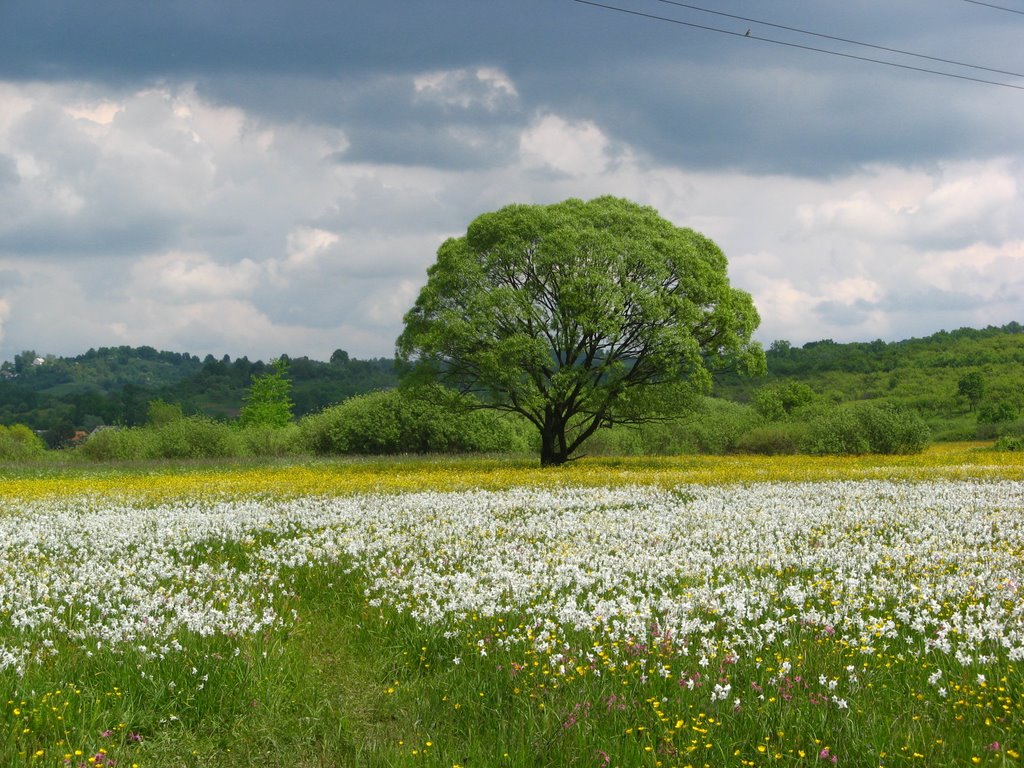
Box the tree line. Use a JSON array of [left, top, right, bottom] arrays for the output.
[[0, 347, 397, 446], [1, 197, 1021, 463]]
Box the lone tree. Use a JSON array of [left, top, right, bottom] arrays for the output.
[[239, 357, 294, 427], [396, 196, 765, 466], [957, 371, 985, 412]]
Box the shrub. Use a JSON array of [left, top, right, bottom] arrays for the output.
[[735, 422, 808, 455], [853, 402, 930, 454], [78, 420, 302, 461], [684, 399, 761, 454], [76, 427, 149, 461], [0, 424, 47, 461], [577, 424, 648, 456], [797, 402, 930, 455], [235, 423, 303, 457], [977, 399, 1017, 425], [799, 405, 869, 455], [147, 399, 185, 426], [149, 416, 242, 459], [299, 388, 532, 455], [994, 435, 1024, 451], [926, 416, 976, 442], [752, 381, 816, 421]]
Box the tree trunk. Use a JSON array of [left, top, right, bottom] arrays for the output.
[[539, 413, 570, 467]]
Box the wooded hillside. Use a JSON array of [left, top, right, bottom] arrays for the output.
[[1, 321, 1021, 447], [714, 322, 1023, 425], [0, 347, 397, 441]]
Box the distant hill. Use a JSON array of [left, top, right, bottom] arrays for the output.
[[0, 346, 398, 438], [2, 321, 1021, 444], [714, 321, 1024, 437]]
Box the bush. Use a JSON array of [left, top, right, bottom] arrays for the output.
[[76, 427, 149, 461], [926, 416, 976, 442], [853, 402, 931, 454], [0, 424, 47, 461], [797, 402, 929, 455], [147, 399, 185, 426], [235, 423, 303, 457], [299, 388, 532, 455], [994, 435, 1024, 451], [149, 416, 242, 459], [977, 399, 1017, 425], [78, 417, 244, 461], [685, 399, 762, 454], [735, 422, 808, 455], [799, 405, 869, 455], [752, 381, 816, 421], [578, 424, 649, 456]]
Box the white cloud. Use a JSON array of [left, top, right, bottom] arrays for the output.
[[915, 240, 1024, 295], [282, 226, 340, 270], [825, 277, 883, 305], [362, 279, 420, 327], [519, 114, 611, 176], [796, 160, 1022, 248], [413, 67, 518, 111], [64, 100, 122, 125], [1, 70, 1022, 364], [131, 252, 262, 302]]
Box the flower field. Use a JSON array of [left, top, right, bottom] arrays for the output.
[[0, 448, 1022, 766]]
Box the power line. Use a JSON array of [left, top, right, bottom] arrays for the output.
[[657, 0, 1024, 79], [961, 0, 1024, 15], [571, 0, 1024, 91]]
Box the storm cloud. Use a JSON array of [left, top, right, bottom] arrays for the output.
[[0, 0, 1021, 361]]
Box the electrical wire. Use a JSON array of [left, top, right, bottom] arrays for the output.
[[571, 0, 1024, 91], [961, 0, 1024, 15], [657, 0, 1024, 79]]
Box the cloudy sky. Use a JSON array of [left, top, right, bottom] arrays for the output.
[[1, 0, 1022, 363]]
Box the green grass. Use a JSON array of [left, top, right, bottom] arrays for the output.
[[1, 454, 1022, 767], [3, 564, 1019, 767], [16, 573, 1007, 768]]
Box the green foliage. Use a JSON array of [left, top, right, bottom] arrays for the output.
[[853, 402, 931, 454], [299, 388, 532, 456], [397, 196, 764, 466], [3, 322, 1019, 454], [43, 419, 77, 449], [239, 358, 294, 428], [994, 435, 1024, 451], [76, 427, 151, 462], [76, 418, 243, 461], [148, 416, 242, 459], [235, 423, 303, 457], [798, 405, 870, 455], [976, 415, 1024, 442], [147, 398, 184, 426], [582, 399, 760, 456], [977, 398, 1017, 424], [538, 397, 930, 457], [957, 371, 985, 411], [716, 323, 1024, 427], [683, 398, 762, 454], [0, 423, 46, 461], [0, 346, 399, 433], [752, 380, 816, 421], [798, 402, 930, 455], [735, 422, 808, 455]]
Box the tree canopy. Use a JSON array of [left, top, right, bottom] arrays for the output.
[[239, 358, 294, 428], [396, 196, 765, 466]]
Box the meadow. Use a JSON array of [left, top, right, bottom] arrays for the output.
[[0, 444, 1022, 767]]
